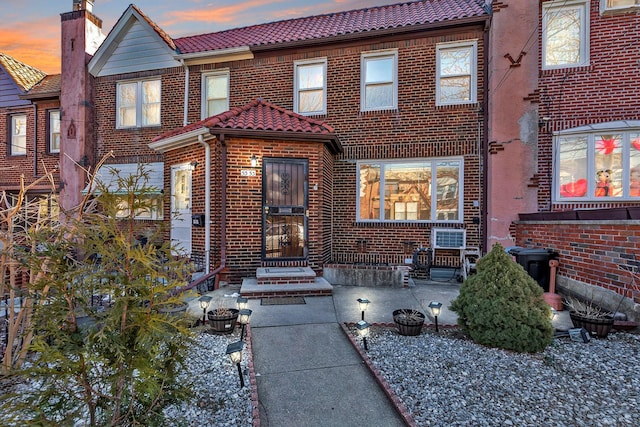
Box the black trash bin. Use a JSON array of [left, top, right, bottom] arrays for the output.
[[508, 248, 558, 292]]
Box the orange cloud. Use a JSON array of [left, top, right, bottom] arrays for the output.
[[165, 0, 285, 27], [0, 18, 60, 74]]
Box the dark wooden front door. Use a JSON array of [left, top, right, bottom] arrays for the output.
[[263, 159, 307, 260]]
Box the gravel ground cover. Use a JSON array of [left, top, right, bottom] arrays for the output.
[[359, 326, 640, 427]]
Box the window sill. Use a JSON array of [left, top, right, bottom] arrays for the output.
[[601, 6, 640, 16]]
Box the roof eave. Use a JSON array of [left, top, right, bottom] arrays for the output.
[[176, 46, 254, 65], [19, 90, 61, 101], [208, 128, 343, 154], [148, 128, 214, 153]]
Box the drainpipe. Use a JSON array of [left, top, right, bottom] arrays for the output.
[[181, 59, 189, 127], [198, 134, 211, 274], [33, 104, 38, 177], [481, 17, 490, 255], [220, 134, 227, 269]]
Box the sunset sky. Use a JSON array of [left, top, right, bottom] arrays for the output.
[[0, 0, 395, 75]]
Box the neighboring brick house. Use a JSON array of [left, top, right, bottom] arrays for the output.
[[513, 0, 640, 321], [84, 0, 491, 288], [0, 53, 61, 224]]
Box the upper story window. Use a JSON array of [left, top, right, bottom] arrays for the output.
[[202, 71, 229, 119], [9, 114, 27, 156], [48, 110, 60, 153], [357, 158, 463, 223], [542, 0, 589, 69], [361, 50, 398, 111], [116, 78, 161, 129], [601, 0, 640, 14], [436, 41, 477, 106], [294, 58, 326, 115], [555, 124, 640, 201]]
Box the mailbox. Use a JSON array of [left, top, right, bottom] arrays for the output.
[[192, 214, 205, 227]]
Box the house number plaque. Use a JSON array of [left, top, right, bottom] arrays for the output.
[[241, 169, 257, 177]]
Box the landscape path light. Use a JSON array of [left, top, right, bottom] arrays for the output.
[[226, 341, 245, 388], [428, 301, 442, 333], [238, 308, 252, 340], [236, 296, 248, 311], [357, 298, 370, 321], [356, 320, 370, 351], [198, 295, 212, 326]]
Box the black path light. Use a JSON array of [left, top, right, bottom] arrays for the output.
[[226, 341, 245, 388], [357, 298, 370, 321], [428, 301, 442, 333], [198, 295, 212, 325], [356, 320, 371, 351], [236, 296, 248, 311], [238, 309, 252, 340]]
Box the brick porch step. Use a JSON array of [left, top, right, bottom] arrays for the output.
[[256, 266, 317, 285], [239, 276, 333, 298]]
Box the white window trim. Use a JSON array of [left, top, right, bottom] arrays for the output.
[[553, 122, 640, 202], [356, 157, 464, 223], [293, 58, 327, 116], [10, 114, 27, 156], [201, 70, 230, 120], [435, 41, 478, 106], [49, 110, 60, 154], [600, 0, 640, 15], [360, 49, 398, 112], [542, 0, 590, 70], [116, 78, 161, 129]]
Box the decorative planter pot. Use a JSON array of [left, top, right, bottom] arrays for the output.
[[392, 309, 426, 336], [569, 312, 614, 338], [208, 308, 239, 334]]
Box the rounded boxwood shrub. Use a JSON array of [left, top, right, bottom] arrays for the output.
[[450, 243, 554, 353]]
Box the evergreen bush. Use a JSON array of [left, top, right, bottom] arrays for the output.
[[450, 243, 554, 353]]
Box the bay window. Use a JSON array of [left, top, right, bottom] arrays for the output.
[[357, 158, 463, 222], [556, 125, 640, 200], [116, 78, 161, 128]]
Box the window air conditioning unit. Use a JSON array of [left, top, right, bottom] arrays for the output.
[[431, 228, 466, 250]]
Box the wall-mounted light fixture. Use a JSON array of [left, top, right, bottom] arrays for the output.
[[190, 161, 199, 170], [250, 154, 258, 168]]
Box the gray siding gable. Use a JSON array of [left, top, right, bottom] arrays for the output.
[[0, 71, 30, 108], [89, 8, 180, 77]]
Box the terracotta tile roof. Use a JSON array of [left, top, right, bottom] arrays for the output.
[[174, 0, 488, 54], [0, 52, 46, 92], [22, 74, 61, 99], [131, 4, 176, 50], [153, 98, 336, 142], [151, 98, 342, 152]]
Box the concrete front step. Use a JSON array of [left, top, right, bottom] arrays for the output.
[[256, 266, 317, 285], [240, 277, 333, 298]]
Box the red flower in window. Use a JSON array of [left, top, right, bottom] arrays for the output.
[[596, 138, 619, 155], [632, 138, 640, 151], [560, 179, 587, 198]]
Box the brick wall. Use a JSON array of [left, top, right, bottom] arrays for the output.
[[515, 221, 640, 305]]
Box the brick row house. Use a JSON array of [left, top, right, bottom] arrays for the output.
[[509, 0, 640, 321], [0, 53, 61, 245], [72, 0, 491, 293]]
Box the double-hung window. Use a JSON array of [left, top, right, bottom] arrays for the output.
[[436, 41, 477, 106], [555, 124, 640, 201], [542, 0, 589, 69], [294, 59, 326, 115], [116, 196, 163, 220], [361, 50, 398, 111], [357, 158, 463, 222], [202, 71, 229, 119], [9, 114, 27, 156], [116, 78, 161, 128], [48, 110, 60, 153]]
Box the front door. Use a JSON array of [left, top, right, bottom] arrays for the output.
[[263, 159, 307, 260], [171, 164, 192, 255]]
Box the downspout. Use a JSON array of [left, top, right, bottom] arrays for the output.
[[198, 134, 211, 274], [481, 16, 491, 254], [220, 134, 227, 270], [181, 58, 189, 127], [33, 104, 38, 177]]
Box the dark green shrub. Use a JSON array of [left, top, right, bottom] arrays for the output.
[[450, 243, 553, 353]]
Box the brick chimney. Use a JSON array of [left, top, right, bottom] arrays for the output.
[[59, 1, 104, 213]]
